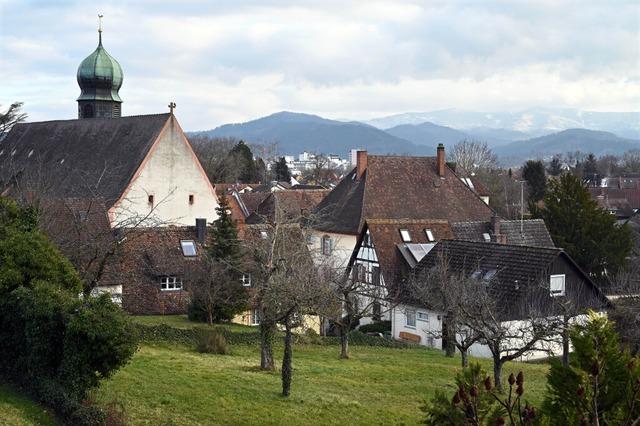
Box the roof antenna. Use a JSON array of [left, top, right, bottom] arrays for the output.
[[98, 14, 104, 45], [168, 102, 176, 114]]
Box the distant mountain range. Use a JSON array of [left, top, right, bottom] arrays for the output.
[[363, 107, 640, 139], [194, 111, 431, 156], [494, 129, 640, 164], [192, 109, 640, 165]]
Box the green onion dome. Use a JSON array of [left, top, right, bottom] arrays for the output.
[[77, 32, 123, 102]]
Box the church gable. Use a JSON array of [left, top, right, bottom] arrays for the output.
[[110, 114, 219, 227]]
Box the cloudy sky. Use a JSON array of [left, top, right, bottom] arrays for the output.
[[1, 0, 638, 130]]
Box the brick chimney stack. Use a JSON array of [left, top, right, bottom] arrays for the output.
[[195, 218, 207, 244], [491, 214, 507, 244], [356, 150, 368, 179], [437, 143, 446, 177]]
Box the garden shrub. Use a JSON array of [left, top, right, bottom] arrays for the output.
[[0, 197, 137, 423], [358, 321, 391, 334], [195, 327, 229, 354]]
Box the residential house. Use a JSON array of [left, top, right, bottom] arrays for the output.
[[312, 145, 494, 267], [451, 217, 555, 247], [245, 189, 330, 224], [395, 240, 609, 358]]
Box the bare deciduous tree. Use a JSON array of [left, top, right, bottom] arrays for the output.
[[246, 222, 333, 396], [0, 102, 27, 136], [450, 140, 497, 173], [408, 254, 480, 367]]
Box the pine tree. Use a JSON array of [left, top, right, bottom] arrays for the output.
[[522, 159, 547, 203], [533, 173, 633, 282], [210, 193, 240, 262], [544, 312, 640, 424], [229, 141, 258, 183], [583, 153, 600, 187], [547, 156, 563, 176], [273, 157, 291, 182]]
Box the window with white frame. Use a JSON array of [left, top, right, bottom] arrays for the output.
[[550, 274, 566, 297], [482, 233, 491, 242], [260, 230, 269, 240], [322, 235, 332, 255], [417, 311, 429, 323], [241, 273, 251, 287], [425, 229, 435, 242], [160, 276, 183, 291], [406, 309, 416, 328], [251, 309, 261, 326], [400, 229, 412, 242], [180, 240, 197, 257]]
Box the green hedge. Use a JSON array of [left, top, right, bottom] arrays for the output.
[[133, 323, 412, 349]]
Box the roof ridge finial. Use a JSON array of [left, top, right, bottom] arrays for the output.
[[98, 14, 104, 45]]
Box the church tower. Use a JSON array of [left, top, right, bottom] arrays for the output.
[[76, 16, 123, 119]]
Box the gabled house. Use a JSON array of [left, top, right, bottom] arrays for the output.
[[345, 219, 454, 327], [99, 224, 208, 314], [394, 239, 609, 356], [312, 145, 494, 267], [0, 113, 219, 227]]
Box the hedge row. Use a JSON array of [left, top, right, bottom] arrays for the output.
[[133, 323, 412, 349]]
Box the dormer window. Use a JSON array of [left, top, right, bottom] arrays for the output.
[[241, 274, 252, 287], [425, 229, 435, 242], [189, 194, 194, 205], [180, 240, 197, 257], [400, 229, 411, 242], [550, 274, 566, 297]]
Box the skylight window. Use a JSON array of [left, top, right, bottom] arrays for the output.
[[425, 229, 435, 242], [400, 229, 412, 242], [484, 269, 497, 281], [180, 240, 197, 257], [482, 233, 491, 242], [550, 274, 566, 297], [260, 230, 269, 239]]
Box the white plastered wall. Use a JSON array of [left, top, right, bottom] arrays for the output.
[[110, 116, 219, 227]]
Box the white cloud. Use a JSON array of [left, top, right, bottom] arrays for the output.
[[0, 0, 638, 129]]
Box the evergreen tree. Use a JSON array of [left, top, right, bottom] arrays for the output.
[[210, 193, 241, 262], [229, 141, 258, 183], [188, 193, 247, 324], [544, 312, 640, 424], [273, 157, 291, 182], [522, 159, 547, 203], [533, 173, 633, 282]]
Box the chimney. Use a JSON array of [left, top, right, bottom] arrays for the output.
[[491, 214, 507, 244], [436, 143, 445, 177], [195, 218, 207, 244], [356, 150, 368, 179]]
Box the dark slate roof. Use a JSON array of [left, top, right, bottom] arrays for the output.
[[412, 239, 609, 319], [239, 192, 271, 217], [0, 114, 170, 205], [452, 219, 555, 247], [314, 155, 494, 234]]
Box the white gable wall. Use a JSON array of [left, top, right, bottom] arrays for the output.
[[110, 116, 219, 227]]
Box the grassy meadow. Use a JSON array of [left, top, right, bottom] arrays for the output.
[[1, 316, 552, 425]]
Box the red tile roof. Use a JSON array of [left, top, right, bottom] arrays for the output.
[[314, 154, 494, 234]]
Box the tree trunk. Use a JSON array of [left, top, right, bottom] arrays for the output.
[[207, 309, 213, 326], [460, 348, 469, 368], [339, 325, 350, 359], [281, 321, 293, 397], [493, 356, 503, 392], [260, 322, 275, 371], [443, 317, 455, 357], [562, 316, 570, 367]]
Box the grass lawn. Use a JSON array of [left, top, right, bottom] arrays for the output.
[[130, 314, 256, 333], [94, 317, 551, 425], [0, 383, 54, 426]]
